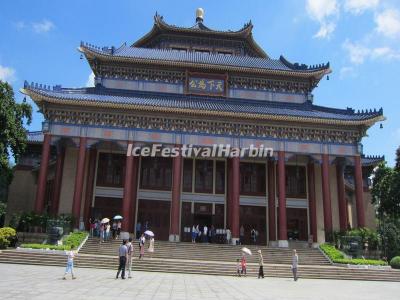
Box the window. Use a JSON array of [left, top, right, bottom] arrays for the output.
[[240, 163, 266, 196], [215, 161, 225, 194], [195, 159, 213, 193], [182, 159, 193, 192], [96, 153, 125, 187], [140, 157, 172, 190], [285, 166, 307, 198]]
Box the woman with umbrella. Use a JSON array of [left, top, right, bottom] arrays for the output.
[[145, 230, 155, 259], [113, 215, 123, 239], [240, 247, 252, 276]]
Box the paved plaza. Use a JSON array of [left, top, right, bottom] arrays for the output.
[[0, 263, 399, 300]]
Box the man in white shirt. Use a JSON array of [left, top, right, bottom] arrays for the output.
[[203, 225, 208, 243], [126, 237, 134, 278]]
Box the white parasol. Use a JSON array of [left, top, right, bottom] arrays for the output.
[[241, 247, 252, 255], [113, 215, 123, 220], [144, 230, 154, 237], [101, 218, 110, 224]]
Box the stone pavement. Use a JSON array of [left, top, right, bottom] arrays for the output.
[[0, 263, 399, 300]]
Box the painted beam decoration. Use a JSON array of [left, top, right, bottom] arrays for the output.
[[187, 73, 226, 96]]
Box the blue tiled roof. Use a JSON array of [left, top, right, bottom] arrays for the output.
[[80, 43, 329, 73], [27, 131, 44, 143], [23, 82, 383, 122], [361, 155, 384, 166]]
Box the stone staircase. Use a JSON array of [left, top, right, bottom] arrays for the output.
[[79, 238, 330, 266], [0, 237, 399, 282]]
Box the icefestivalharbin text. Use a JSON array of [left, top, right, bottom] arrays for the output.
[[126, 144, 274, 158]]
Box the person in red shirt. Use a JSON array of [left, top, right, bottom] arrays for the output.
[[240, 253, 247, 276]]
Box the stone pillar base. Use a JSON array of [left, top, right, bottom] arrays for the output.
[[169, 234, 180, 242], [278, 240, 289, 248], [231, 237, 239, 245]]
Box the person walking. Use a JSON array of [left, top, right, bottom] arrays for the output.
[[63, 245, 77, 280], [226, 228, 232, 245], [240, 253, 247, 276], [136, 222, 142, 239], [116, 240, 128, 279], [139, 234, 145, 259], [239, 225, 245, 245], [112, 221, 117, 239], [203, 225, 208, 243], [99, 223, 105, 243], [117, 221, 122, 239], [126, 237, 134, 278], [257, 249, 264, 279], [148, 237, 155, 259], [191, 225, 197, 243], [105, 222, 111, 241], [236, 258, 241, 277], [292, 249, 299, 281]]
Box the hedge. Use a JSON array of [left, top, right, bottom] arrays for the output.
[[320, 243, 387, 266], [390, 256, 400, 269], [20, 231, 88, 251]]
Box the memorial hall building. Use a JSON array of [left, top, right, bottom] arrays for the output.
[[7, 9, 385, 246]]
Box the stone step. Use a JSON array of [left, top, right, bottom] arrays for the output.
[[1, 251, 399, 282]]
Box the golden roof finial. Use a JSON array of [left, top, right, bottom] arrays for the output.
[[196, 8, 204, 23]]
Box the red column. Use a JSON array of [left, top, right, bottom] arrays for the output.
[[226, 159, 232, 229], [83, 148, 97, 229], [122, 142, 134, 231], [35, 133, 51, 213], [336, 163, 347, 231], [308, 162, 317, 242], [231, 155, 240, 240], [321, 154, 333, 239], [277, 151, 287, 242], [129, 156, 139, 232], [354, 156, 365, 227], [170, 147, 182, 240], [51, 146, 65, 215], [72, 137, 87, 227], [268, 159, 276, 241]]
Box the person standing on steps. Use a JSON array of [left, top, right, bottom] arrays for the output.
[[63, 245, 77, 280], [203, 225, 208, 243], [105, 222, 111, 241], [117, 221, 122, 239], [291, 249, 299, 281], [139, 233, 145, 259], [239, 225, 244, 245], [257, 249, 264, 279], [148, 236, 155, 259], [240, 253, 247, 276], [116, 240, 128, 279], [126, 237, 134, 278], [136, 221, 142, 239], [191, 225, 197, 244]]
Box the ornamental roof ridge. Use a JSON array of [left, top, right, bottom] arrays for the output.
[[21, 83, 386, 126], [79, 42, 331, 75]]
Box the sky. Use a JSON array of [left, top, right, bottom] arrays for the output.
[[1, 0, 399, 166]]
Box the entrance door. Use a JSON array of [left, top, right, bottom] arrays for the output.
[[137, 199, 170, 241]]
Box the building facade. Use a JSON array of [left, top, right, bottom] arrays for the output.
[[8, 9, 384, 246]]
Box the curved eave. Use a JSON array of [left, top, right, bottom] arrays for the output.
[[79, 46, 329, 79], [21, 88, 385, 127], [132, 18, 267, 58]]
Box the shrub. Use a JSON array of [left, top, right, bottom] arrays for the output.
[[390, 256, 400, 269], [0, 227, 17, 249], [320, 243, 387, 266], [20, 231, 88, 251]]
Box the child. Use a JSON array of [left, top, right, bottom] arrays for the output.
[[63, 245, 76, 280], [236, 258, 241, 277], [240, 254, 247, 276]]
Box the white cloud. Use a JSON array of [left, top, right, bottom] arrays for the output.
[[342, 40, 371, 64], [86, 72, 95, 87], [306, 0, 339, 21], [314, 22, 336, 38], [343, 39, 400, 64], [339, 66, 357, 79], [375, 9, 400, 39], [0, 65, 16, 83], [306, 0, 339, 38], [344, 0, 380, 15], [32, 19, 54, 33], [14, 21, 26, 30]]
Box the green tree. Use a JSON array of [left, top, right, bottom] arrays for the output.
[[0, 81, 32, 185], [396, 146, 400, 171]]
